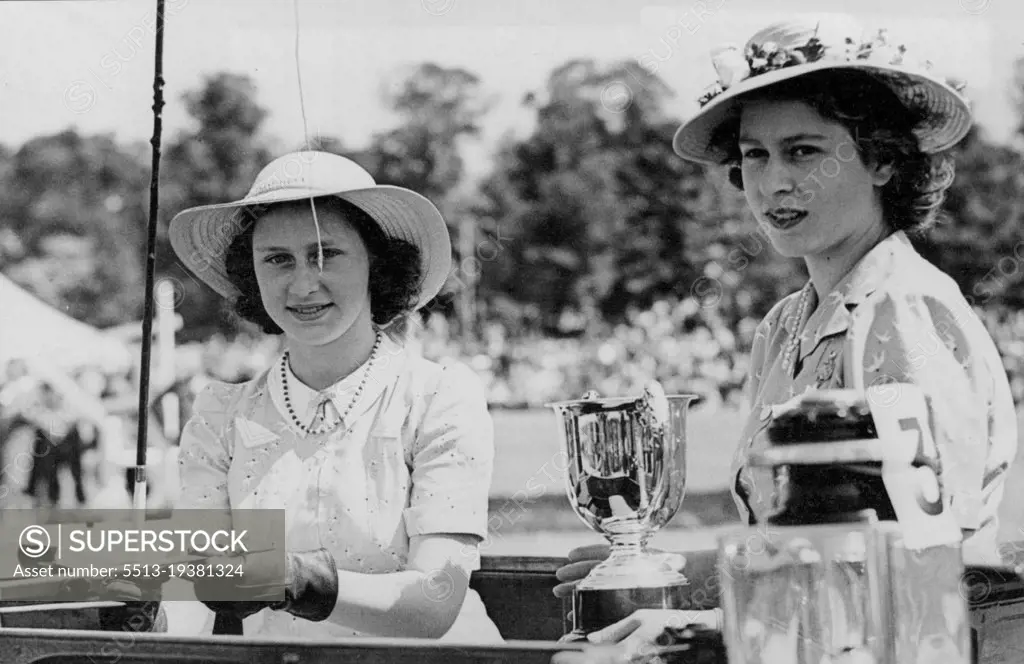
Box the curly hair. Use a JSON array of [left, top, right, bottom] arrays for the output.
[[709, 69, 957, 235], [224, 196, 423, 336]]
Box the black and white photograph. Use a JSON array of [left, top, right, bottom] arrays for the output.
[[1, 1, 1024, 662]]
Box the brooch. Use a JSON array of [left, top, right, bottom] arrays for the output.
[[816, 349, 839, 386]]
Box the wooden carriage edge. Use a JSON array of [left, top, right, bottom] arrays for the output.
[[3, 548, 1024, 663]]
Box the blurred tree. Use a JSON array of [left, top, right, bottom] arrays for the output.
[[0, 130, 147, 327], [916, 59, 1024, 311], [157, 73, 278, 341], [477, 58, 766, 333], [0, 142, 11, 190], [1012, 55, 1024, 145], [362, 63, 495, 337], [0, 143, 21, 265], [681, 169, 806, 328], [365, 63, 494, 202], [916, 125, 1024, 310], [163, 72, 271, 205]]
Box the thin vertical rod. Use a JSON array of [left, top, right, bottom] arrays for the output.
[[133, 0, 167, 515]]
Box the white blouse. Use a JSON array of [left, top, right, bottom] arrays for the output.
[[163, 334, 503, 642]]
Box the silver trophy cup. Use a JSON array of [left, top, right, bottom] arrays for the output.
[[548, 383, 698, 640]]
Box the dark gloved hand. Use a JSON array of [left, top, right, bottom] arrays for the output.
[[40, 574, 163, 633], [96, 578, 166, 633], [194, 549, 338, 623]]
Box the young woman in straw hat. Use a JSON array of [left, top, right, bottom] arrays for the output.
[[551, 14, 1017, 658], [157, 150, 503, 642]]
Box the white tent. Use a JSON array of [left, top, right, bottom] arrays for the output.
[[0, 272, 132, 372]]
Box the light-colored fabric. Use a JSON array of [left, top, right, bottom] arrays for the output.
[[732, 231, 1018, 564], [167, 151, 453, 310], [168, 335, 502, 641], [671, 15, 973, 165], [271, 344, 378, 434]]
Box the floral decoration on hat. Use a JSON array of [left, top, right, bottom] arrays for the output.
[[672, 16, 974, 164], [696, 27, 960, 108]]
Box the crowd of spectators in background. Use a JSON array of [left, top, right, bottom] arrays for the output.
[[184, 297, 1024, 410], [5, 296, 1024, 509]]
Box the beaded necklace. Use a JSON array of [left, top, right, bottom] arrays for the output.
[[780, 283, 813, 374], [280, 333, 382, 435]]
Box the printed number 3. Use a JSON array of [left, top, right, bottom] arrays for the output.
[[898, 417, 944, 516]]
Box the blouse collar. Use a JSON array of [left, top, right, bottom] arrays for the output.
[[796, 230, 916, 361], [268, 333, 405, 433]]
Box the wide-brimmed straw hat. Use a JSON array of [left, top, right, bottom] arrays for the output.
[[673, 15, 973, 165], [168, 151, 452, 312]]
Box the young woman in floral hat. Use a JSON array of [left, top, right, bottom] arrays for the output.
[[552, 14, 1017, 660], [158, 150, 503, 642]]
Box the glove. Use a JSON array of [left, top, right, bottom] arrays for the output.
[[194, 548, 339, 623], [278, 548, 340, 621], [96, 578, 166, 633], [42, 574, 164, 633]]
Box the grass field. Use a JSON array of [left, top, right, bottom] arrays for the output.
[[484, 406, 1024, 556]]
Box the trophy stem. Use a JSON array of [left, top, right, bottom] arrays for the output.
[[608, 530, 647, 557], [579, 529, 686, 592], [569, 530, 692, 639]]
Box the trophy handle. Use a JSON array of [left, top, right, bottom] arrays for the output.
[[638, 382, 695, 539], [639, 381, 670, 432]]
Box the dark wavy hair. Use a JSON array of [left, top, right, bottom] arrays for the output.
[[224, 196, 423, 337], [709, 69, 957, 235]]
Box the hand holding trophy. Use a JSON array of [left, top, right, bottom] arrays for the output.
[[548, 380, 698, 641]]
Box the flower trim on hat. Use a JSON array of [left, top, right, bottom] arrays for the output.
[[696, 27, 961, 108]]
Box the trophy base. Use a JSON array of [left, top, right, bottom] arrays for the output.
[[564, 580, 692, 640]]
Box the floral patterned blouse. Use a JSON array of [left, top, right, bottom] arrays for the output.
[[165, 334, 503, 641], [732, 231, 1018, 563]]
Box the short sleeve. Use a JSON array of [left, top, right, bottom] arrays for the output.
[[845, 289, 1017, 541], [402, 363, 495, 542], [175, 382, 235, 510]]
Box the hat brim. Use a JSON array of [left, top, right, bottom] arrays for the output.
[[672, 60, 973, 165], [168, 185, 452, 313]]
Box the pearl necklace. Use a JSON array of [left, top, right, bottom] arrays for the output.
[[780, 284, 813, 374], [280, 334, 382, 436]]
